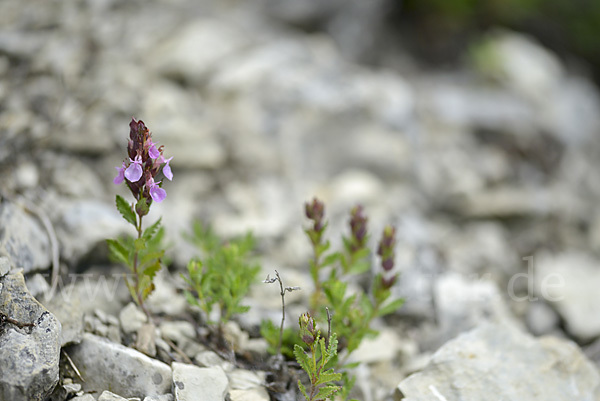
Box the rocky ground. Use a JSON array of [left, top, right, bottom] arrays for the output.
[[2, 1, 600, 400]]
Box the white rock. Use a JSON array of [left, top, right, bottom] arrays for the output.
[[346, 328, 402, 365], [194, 350, 235, 372], [159, 321, 196, 346], [398, 322, 600, 401], [526, 301, 560, 336], [143, 395, 174, 401], [98, 391, 128, 401], [146, 271, 187, 316], [533, 252, 600, 341], [119, 302, 148, 334], [172, 363, 228, 401], [433, 272, 515, 345], [67, 333, 172, 398], [227, 369, 265, 390], [0, 256, 10, 276], [153, 20, 250, 85], [474, 31, 563, 104], [229, 388, 270, 401], [56, 199, 130, 263]]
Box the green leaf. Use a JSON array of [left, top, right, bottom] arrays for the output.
[[342, 361, 361, 369], [322, 252, 340, 267], [140, 251, 164, 269], [134, 237, 146, 252], [142, 259, 162, 281], [107, 239, 130, 266], [316, 371, 342, 386], [294, 344, 312, 376], [141, 282, 156, 299], [315, 385, 341, 400], [376, 298, 405, 317], [297, 380, 309, 401], [349, 259, 370, 274], [123, 276, 138, 305], [116, 195, 137, 227], [142, 218, 162, 241]]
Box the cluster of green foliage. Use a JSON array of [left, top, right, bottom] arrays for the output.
[[302, 200, 403, 398], [182, 221, 260, 328], [107, 195, 165, 317], [305, 200, 403, 356]]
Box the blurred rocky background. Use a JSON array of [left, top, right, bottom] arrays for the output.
[[1, 0, 600, 400]]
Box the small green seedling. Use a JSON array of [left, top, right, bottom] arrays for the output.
[[183, 221, 260, 330]]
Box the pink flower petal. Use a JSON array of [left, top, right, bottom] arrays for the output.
[[149, 144, 160, 159], [113, 166, 125, 184], [150, 186, 166, 202], [163, 157, 173, 180], [125, 163, 142, 182]]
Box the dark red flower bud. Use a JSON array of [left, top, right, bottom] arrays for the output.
[[349, 205, 368, 252], [381, 274, 397, 289]]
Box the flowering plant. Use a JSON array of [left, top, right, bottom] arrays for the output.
[[294, 312, 342, 401], [107, 118, 172, 317]]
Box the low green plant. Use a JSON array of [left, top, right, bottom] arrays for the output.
[[183, 221, 260, 330], [107, 118, 172, 318], [294, 312, 342, 401], [303, 198, 403, 397]]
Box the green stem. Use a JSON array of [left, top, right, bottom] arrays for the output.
[[133, 213, 151, 319]]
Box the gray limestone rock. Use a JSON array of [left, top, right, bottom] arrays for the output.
[[67, 333, 172, 398], [0, 255, 10, 276], [0, 271, 61, 401], [172, 363, 228, 401], [43, 293, 84, 346], [119, 302, 148, 334], [398, 322, 600, 401], [0, 200, 51, 273], [98, 391, 129, 401]]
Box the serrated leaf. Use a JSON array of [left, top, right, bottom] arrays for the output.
[[141, 282, 155, 300], [142, 217, 162, 241], [315, 371, 342, 386], [116, 195, 137, 227], [376, 298, 405, 317], [140, 251, 164, 269], [294, 344, 312, 375], [142, 259, 162, 280], [315, 384, 341, 400], [107, 239, 130, 265], [297, 379, 308, 401]]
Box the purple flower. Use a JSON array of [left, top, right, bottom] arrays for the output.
[[162, 156, 173, 181], [113, 162, 126, 184], [125, 155, 143, 182], [147, 177, 166, 202], [148, 141, 161, 159]]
